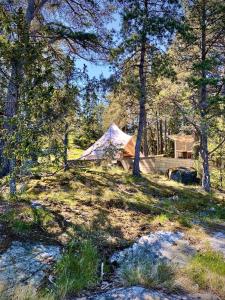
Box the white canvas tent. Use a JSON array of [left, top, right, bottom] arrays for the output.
[[79, 123, 136, 160]]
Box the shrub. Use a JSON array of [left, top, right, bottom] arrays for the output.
[[54, 240, 99, 298]]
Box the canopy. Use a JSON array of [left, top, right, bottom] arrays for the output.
[[80, 123, 135, 160]]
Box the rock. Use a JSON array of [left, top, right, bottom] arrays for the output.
[[207, 232, 225, 256], [168, 168, 199, 185], [0, 241, 61, 296], [31, 201, 43, 209], [111, 231, 196, 266], [78, 286, 214, 300]]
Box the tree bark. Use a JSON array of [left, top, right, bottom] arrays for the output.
[[164, 118, 167, 154], [133, 37, 147, 176], [200, 128, 210, 192], [143, 112, 148, 157], [2, 60, 21, 192], [199, 0, 211, 192], [0, 61, 19, 177], [133, 0, 149, 177], [159, 119, 163, 154], [156, 112, 160, 155], [1, 0, 37, 194]]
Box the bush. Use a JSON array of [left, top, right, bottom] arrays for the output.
[[54, 240, 99, 298]]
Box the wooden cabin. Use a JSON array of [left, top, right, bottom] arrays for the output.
[[168, 134, 195, 159]]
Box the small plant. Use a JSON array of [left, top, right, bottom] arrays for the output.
[[151, 214, 169, 226], [178, 216, 193, 228], [54, 240, 99, 298], [11, 219, 33, 234], [118, 256, 175, 289], [185, 250, 225, 299], [32, 207, 54, 227]]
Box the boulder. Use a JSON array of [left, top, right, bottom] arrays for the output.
[[168, 167, 199, 185], [111, 231, 196, 267], [0, 241, 61, 296]]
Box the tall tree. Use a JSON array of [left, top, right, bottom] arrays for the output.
[[0, 0, 112, 194], [113, 0, 182, 176], [172, 0, 225, 192]]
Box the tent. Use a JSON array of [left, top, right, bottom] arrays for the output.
[[79, 123, 136, 160]]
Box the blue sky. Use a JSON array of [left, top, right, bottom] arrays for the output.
[[75, 60, 112, 78], [75, 12, 121, 79]]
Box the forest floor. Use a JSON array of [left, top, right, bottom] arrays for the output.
[[0, 165, 225, 299]]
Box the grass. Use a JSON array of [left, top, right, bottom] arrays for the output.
[[2, 165, 225, 245], [119, 258, 175, 290], [185, 250, 225, 299], [68, 147, 84, 160], [0, 205, 55, 236], [150, 214, 170, 226], [53, 240, 99, 299], [0, 286, 54, 300], [0, 165, 225, 298]]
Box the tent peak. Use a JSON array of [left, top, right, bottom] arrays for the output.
[[79, 123, 134, 160]]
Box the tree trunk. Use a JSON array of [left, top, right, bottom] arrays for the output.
[[156, 112, 160, 155], [9, 159, 17, 195], [1, 0, 37, 194], [133, 38, 147, 176], [200, 128, 210, 192], [4, 61, 21, 194], [219, 148, 223, 189], [199, 0, 211, 192], [164, 119, 167, 154], [159, 119, 163, 154], [63, 123, 69, 171], [143, 112, 148, 157]]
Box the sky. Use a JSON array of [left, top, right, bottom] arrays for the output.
[[75, 12, 121, 79], [75, 60, 112, 79]]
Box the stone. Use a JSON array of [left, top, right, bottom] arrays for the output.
[[206, 232, 225, 256], [168, 168, 199, 185], [0, 241, 61, 296], [78, 286, 214, 300], [111, 231, 196, 267]]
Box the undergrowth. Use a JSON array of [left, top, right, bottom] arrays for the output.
[[53, 239, 99, 298], [185, 249, 225, 299], [118, 257, 175, 290]]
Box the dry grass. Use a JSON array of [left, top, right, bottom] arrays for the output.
[[0, 285, 54, 300], [1, 166, 224, 248], [176, 249, 225, 300]]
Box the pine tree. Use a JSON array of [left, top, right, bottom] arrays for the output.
[[172, 0, 225, 192], [0, 0, 113, 194], [112, 0, 182, 176]]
